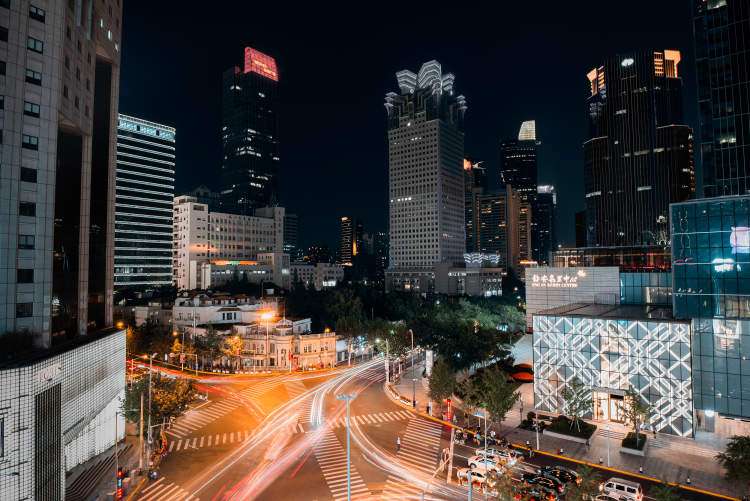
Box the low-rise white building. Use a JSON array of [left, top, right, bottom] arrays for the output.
[[290, 262, 344, 290], [172, 292, 276, 331], [234, 319, 335, 370]]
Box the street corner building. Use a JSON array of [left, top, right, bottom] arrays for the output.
[[533, 303, 694, 437]]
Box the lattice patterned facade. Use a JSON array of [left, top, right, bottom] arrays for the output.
[[533, 312, 694, 436]]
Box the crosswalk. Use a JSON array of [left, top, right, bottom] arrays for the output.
[[166, 399, 239, 438], [382, 417, 445, 499], [650, 437, 719, 458], [135, 477, 196, 501], [331, 410, 412, 428], [314, 431, 370, 501], [167, 430, 250, 452]]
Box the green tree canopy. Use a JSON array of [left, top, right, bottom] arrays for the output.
[[478, 368, 520, 425], [121, 376, 195, 426], [563, 465, 601, 501], [428, 358, 456, 404], [623, 388, 653, 449], [716, 435, 750, 489]]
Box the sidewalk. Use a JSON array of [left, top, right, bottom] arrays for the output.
[[389, 358, 741, 499]]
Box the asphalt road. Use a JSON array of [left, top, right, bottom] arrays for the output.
[[129, 358, 735, 501]]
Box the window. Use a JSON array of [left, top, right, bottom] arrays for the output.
[[22, 134, 38, 150], [0, 26, 7, 42], [64, 55, 70, 69], [87, 52, 91, 64], [25, 69, 41, 85], [27, 37, 43, 53], [20, 167, 37, 183], [0, 95, 3, 110], [24, 101, 40, 117], [75, 67, 80, 80], [0, 0, 8, 9], [77, 39, 81, 52], [0, 60, 5, 75], [63, 85, 68, 97], [74, 96, 79, 108], [16, 302, 33, 318], [84, 105, 88, 117], [19, 202, 35, 217], [18, 234, 34, 249], [66, 26, 71, 39], [0, 417, 4, 457], [29, 5, 45, 22], [86, 78, 90, 90], [17, 269, 33, 283]]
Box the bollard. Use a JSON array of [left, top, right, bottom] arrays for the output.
[[599, 457, 603, 464], [686, 476, 691, 485], [639, 466, 643, 473]]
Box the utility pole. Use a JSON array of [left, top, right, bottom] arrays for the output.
[[139, 393, 144, 470], [148, 353, 156, 455], [336, 393, 356, 501], [409, 329, 415, 408]]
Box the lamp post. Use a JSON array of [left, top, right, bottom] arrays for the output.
[[606, 424, 610, 467], [261, 311, 273, 372], [148, 352, 157, 453], [336, 393, 357, 501], [535, 411, 540, 451], [409, 329, 415, 408], [467, 466, 473, 501]]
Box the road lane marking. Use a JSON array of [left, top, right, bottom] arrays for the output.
[[199, 436, 204, 447]]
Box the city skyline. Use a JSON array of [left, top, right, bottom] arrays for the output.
[[119, 0, 697, 250]]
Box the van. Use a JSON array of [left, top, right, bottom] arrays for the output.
[[599, 477, 643, 501]]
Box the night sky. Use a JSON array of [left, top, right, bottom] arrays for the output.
[[119, 1, 696, 250]]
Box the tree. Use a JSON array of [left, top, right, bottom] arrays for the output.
[[716, 435, 750, 490], [222, 335, 244, 370], [487, 468, 520, 500], [622, 388, 653, 449], [428, 358, 456, 410], [561, 377, 593, 433], [458, 377, 484, 427], [479, 368, 520, 428], [563, 465, 601, 501], [650, 482, 682, 501], [121, 377, 195, 426]]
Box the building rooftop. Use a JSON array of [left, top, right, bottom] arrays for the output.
[[535, 303, 685, 322]]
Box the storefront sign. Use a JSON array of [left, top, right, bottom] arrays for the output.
[[37, 363, 61, 383]]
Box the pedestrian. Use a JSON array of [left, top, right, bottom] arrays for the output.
[[397, 436, 401, 452], [585, 439, 590, 451]]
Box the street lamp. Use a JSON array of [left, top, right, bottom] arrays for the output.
[[467, 466, 473, 501], [606, 424, 610, 467], [336, 393, 357, 501], [409, 329, 415, 408], [148, 352, 157, 452], [261, 311, 273, 372]]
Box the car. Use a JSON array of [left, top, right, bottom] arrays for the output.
[[514, 487, 558, 501], [468, 455, 502, 472], [594, 495, 621, 501], [456, 468, 488, 488], [475, 447, 518, 465], [522, 473, 566, 495], [538, 465, 581, 485], [599, 477, 643, 501]]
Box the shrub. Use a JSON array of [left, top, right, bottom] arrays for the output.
[[546, 415, 597, 439], [622, 432, 647, 450]]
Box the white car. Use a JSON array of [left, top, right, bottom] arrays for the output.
[[474, 447, 517, 465], [468, 455, 502, 472], [457, 468, 488, 488]]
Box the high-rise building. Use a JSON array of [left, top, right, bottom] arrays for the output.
[[385, 60, 467, 279], [339, 217, 363, 265], [374, 231, 389, 280], [0, 0, 122, 344], [693, 1, 750, 197], [536, 185, 557, 265], [464, 158, 487, 252], [500, 120, 547, 263], [584, 50, 695, 247], [114, 115, 175, 289], [475, 185, 527, 273], [0, 3, 127, 499], [284, 213, 298, 256], [219, 47, 280, 214]]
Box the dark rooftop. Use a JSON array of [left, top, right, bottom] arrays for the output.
[[535, 303, 684, 322]]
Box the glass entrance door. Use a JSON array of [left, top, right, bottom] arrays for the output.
[[594, 392, 609, 421], [610, 395, 625, 423]]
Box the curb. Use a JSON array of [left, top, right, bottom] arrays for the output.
[[382, 381, 740, 501]]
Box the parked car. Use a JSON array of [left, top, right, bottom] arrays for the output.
[[514, 487, 558, 501], [522, 473, 566, 495], [475, 447, 518, 465], [457, 468, 487, 489], [599, 477, 643, 501], [538, 465, 581, 485]]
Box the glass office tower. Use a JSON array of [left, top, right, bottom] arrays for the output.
[[114, 115, 175, 288], [693, 0, 750, 197], [671, 195, 750, 424]]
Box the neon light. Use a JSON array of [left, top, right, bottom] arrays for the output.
[[244, 47, 278, 82], [211, 260, 259, 266]]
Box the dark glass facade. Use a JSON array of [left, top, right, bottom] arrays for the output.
[[693, 0, 750, 197], [671, 195, 750, 418], [464, 159, 487, 252], [536, 185, 557, 265], [219, 48, 280, 214], [553, 245, 672, 270], [584, 50, 695, 247]]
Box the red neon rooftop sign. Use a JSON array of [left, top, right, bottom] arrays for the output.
[[244, 47, 278, 82]]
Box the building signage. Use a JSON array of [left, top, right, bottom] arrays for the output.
[[529, 270, 586, 288], [730, 226, 749, 254], [37, 363, 61, 383]]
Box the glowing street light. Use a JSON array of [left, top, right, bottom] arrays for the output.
[[336, 392, 357, 501]]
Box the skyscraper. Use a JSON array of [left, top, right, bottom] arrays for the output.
[[284, 213, 298, 256], [219, 47, 280, 214], [0, 0, 122, 344], [385, 60, 467, 278], [536, 185, 557, 265], [500, 120, 544, 262], [475, 185, 526, 273], [340, 217, 363, 266], [464, 158, 487, 252], [115, 115, 175, 289], [693, 0, 750, 197], [584, 50, 695, 247]]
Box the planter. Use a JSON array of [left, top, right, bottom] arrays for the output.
[[620, 444, 647, 456], [542, 429, 589, 444]]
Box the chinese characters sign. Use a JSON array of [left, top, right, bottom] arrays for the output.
[[244, 47, 278, 82], [529, 270, 586, 288]]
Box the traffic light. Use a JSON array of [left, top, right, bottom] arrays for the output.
[[116, 467, 123, 499]]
